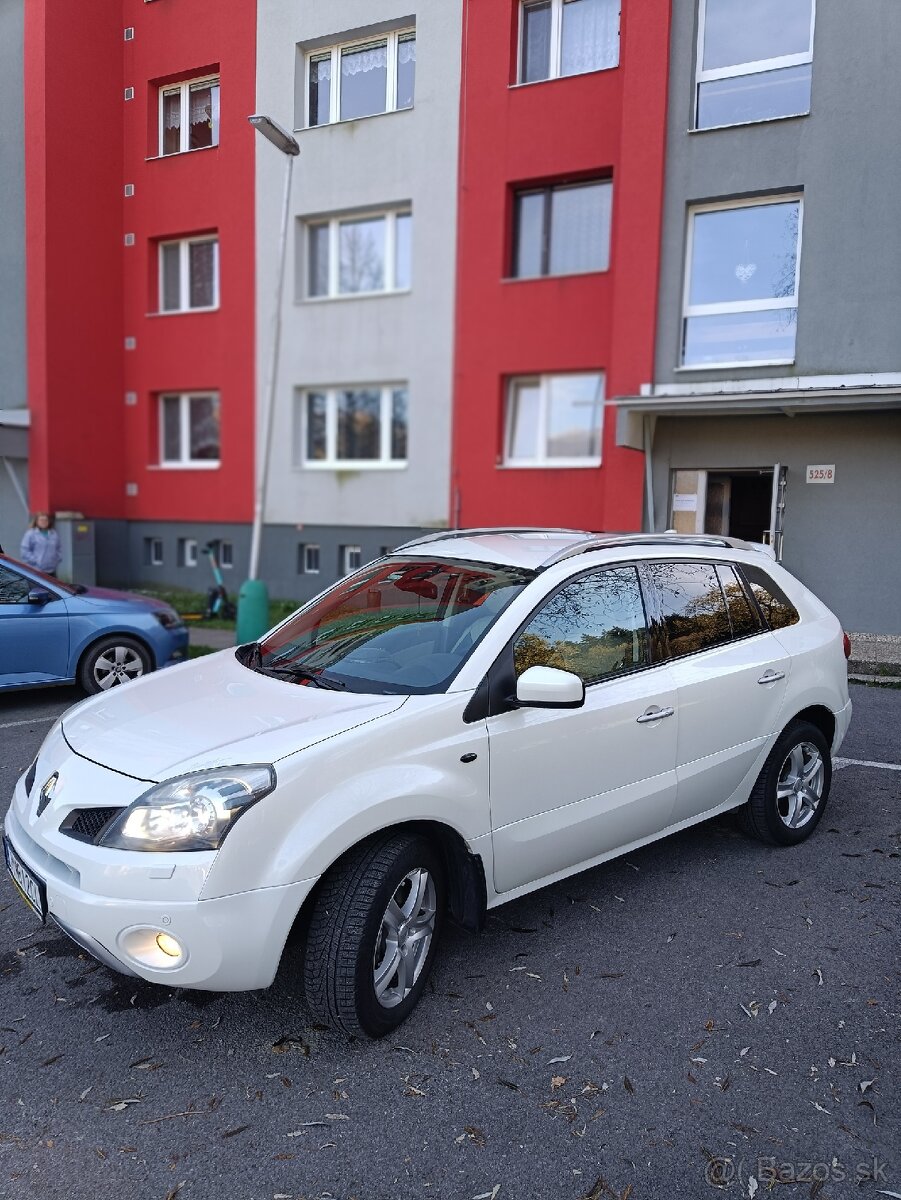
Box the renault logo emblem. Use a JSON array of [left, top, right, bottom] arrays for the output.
[[36, 773, 59, 817]]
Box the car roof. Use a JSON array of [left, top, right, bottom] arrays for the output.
[[395, 528, 777, 571]]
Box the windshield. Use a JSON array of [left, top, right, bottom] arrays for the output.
[[250, 557, 535, 694], [0, 554, 81, 596]]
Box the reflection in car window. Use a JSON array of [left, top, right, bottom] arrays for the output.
[[514, 566, 648, 684], [0, 564, 31, 604], [742, 563, 800, 630], [717, 564, 763, 638], [646, 561, 732, 658], [256, 558, 535, 694]]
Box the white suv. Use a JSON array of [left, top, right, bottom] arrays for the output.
[[4, 530, 852, 1036]]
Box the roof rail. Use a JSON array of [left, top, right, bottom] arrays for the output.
[[396, 527, 589, 551], [538, 533, 775, 569]]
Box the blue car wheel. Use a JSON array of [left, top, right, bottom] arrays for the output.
[[78, 634, 152, 694]]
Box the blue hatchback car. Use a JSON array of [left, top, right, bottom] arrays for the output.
[[0, 554, 189, 693]]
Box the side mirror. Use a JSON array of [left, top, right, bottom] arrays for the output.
[[515, 665, 585, 709], [27, 587, 55, 606]]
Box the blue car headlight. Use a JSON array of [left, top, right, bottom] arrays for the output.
[[153, 609, 185, 631]]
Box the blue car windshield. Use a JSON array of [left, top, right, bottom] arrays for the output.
[[252, 557, 536, 694], [0, 555, 79, 595]]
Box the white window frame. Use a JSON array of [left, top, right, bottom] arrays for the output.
[[182, 538, 199, 568], [150, 537, 164, 566], [305, 28, 415, 128], [516, 0, 621, 86], [305, 209, 411, 300], [680, 194, 804, 371], [219, 540, 233, 569], [694, 0, 816, 130], [303, 543, 321, 574], [159, 392, 221, 468], [503, 372, 605, 468], [341, 545, 363, 575], [297, 384, 408, 469], [158, 74, 220, 156], [158, 236, 219, 313]]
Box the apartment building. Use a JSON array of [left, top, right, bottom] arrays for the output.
[[615, 0, 901, 634]]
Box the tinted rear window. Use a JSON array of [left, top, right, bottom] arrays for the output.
[[717, 564, 764, 638], [742, 564, 800, 630], [645, 561, 732, 659]]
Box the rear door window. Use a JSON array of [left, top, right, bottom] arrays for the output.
[[514, 565, 649, 684], [716, 564, 764, 638], [741, 564, 800, 630], [0, 564, 31, 604], [644, 561, 732, 659]]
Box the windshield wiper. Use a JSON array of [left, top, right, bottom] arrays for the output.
[[268, 666, 346, 690]]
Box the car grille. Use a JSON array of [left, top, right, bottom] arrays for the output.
[[62, 807, 122, 844]]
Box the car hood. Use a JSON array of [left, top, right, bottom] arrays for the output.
[[68, 586, 172, 612], [61, 650, 407, 782]]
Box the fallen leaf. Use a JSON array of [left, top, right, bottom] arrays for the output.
[[860, 1079, 876, 1093], [551, 1076, 567, 1091], [547, 1055, 572, 1065], [623, 1076, 635, 1095], [221, 1125, 249, 1138]]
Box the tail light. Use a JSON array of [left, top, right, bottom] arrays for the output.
[[842, 632, 852, 660]]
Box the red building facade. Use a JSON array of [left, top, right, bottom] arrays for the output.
[[24, 0, 256, 529], [451, 0, 671, 531]]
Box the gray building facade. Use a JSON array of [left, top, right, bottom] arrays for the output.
[[250, 0, 462, 605], [0, 0, 28, 555], [617, 0, 901, 635]]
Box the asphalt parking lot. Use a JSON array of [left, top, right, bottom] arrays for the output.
[[0, 680, 898, 1200]]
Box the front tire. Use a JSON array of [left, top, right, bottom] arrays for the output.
[[741, 720, 832, 846], [303, 833, 445, 1038], [79, 635, 151, 694]]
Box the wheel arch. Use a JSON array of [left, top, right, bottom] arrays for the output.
[[287, 819, 487, 955], [74, 629, 157, 681], [786, 704, 836, 750]]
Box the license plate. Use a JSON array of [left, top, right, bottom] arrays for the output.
[[3, 837, 47, 922]]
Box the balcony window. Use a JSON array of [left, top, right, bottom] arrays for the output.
[[513, 179, 612, 277], [298, 386, 408, 467], [505, 373, 604, 466]]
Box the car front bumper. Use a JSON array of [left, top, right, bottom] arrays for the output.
[[5, 768, 316, 992]]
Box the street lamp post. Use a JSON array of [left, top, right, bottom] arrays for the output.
[[236, 115, 301, 645]]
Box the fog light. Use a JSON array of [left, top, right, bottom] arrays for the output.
[[155, 932, 182, 959]]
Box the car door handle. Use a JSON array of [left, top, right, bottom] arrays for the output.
[[757, 670, 786, 684], [636, 706, 675, 724]]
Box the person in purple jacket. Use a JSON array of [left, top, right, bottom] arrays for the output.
[[20, 512, 62, 575]]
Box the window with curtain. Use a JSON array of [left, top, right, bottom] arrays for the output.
[[519, 0, 619, 83], [682, 197, 803, 367], [297, 385, 409, 467], [513, 179, 612, 277], [695, 0, 814, 129], [505, 374, 604, 465], [159, 76, 219, 155], [159, 393, 221, 465], [159, 236, 219, 312], [306, 28, 415, 126]]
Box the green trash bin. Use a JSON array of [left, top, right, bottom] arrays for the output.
[[236, 579, 270, 645]]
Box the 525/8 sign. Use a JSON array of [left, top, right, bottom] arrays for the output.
[[805, 464, 835, 483]]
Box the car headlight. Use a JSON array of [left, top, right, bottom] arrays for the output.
[[153, 609, 185, 631], [98, 765, 276, 852]]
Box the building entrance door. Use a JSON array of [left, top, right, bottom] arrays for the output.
[[669, 466, 786, 558]]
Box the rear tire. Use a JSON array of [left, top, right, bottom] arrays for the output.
[[303, 833, 444, 1038], [741, 720, 831, 846], [78, 635, 151, 695]]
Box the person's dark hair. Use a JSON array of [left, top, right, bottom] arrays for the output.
[[30, 512, 55, 529]]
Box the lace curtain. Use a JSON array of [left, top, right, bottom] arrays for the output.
[[341, 43, 388, 77], [561, 0, 619, 75]]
